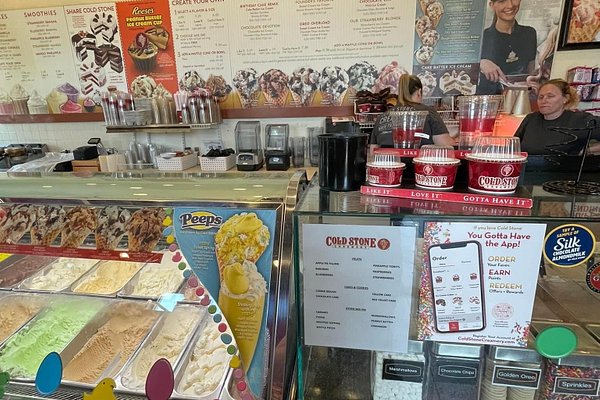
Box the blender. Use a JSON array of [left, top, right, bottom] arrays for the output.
[[264, 124, 290, 171], [235, 121, 264, 171]]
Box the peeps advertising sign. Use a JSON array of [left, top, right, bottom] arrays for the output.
[[173, 207, 277, 398]]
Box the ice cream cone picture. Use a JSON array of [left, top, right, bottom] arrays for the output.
[[288, 67, 320, 107], [218, 261, 267, 371], [95, 206, 131, 250], [127, 208, 166, 252], [0, 204, 37, 244], [214, 212, 270, 280], [31, 205, 65, 246], [232, 68, 260, 109], [61, 206, 96, 248], [319, 66, 350, 106], [259, 69, 289, 108]]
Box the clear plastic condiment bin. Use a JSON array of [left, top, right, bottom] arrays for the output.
[[423, 342, 483, 400], [372, 340, 425, 399]]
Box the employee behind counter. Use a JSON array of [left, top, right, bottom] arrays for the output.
[[515, 79, 600, 156], [370, 74, 455, 148]]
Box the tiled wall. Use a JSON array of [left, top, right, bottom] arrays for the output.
[[0, 117, 325, 154]]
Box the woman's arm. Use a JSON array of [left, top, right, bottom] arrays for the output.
[[480, 59, 507, 83]]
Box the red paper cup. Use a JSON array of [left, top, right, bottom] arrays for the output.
[[366, 162, 406, 187], [466, 156, 526, 194], [413, 159, 460, 190]]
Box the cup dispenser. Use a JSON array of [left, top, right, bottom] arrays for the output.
[[235, 121, 264, 171], [265, 124, 290, 171]]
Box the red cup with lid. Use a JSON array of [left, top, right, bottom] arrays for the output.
[[465, 136, 527, 194], [413, 145, 460, 190], [366, 152, 406, 187]]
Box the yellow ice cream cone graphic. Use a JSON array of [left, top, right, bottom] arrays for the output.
[[218, 261, 267, 371]]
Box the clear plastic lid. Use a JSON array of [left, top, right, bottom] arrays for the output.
[[414, 145, 460, 164], [368, 152, 405, 168], [467, 136, 526, 161]]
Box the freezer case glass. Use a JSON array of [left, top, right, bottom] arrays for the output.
[[0, 170, 305, 400]]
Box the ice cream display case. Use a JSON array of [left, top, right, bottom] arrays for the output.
[[0, 170, 306, 400], [293, 181, 600, 399]]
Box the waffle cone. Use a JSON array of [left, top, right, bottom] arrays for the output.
[[31, 229, 61, 246], [419, 0, 430, 14], [61, 234, 89, 249], [320, 89, 348, 106], [0, 231, 10, 244], [96, 235, 110, 250], [128, 236, 160, 253], [290, 91, 316, 107], [568, 23, 600, 43], [262, 89, 288, 107], [238, 91, 260, 109]]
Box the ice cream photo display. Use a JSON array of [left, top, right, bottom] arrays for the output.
[[0, 204, 166, 255]]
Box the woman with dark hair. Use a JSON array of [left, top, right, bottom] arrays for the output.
[[477, 0, 537, 94], [515, 79, 600, 155], [370, 74, 455, 147]]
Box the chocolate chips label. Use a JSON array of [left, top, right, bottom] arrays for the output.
[[434, 361, 479, 384], [553, 378, 600, 396], [492, 366, 541, 389], [382, 359, 424, 383]]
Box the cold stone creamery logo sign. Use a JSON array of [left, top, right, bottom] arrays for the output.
[[179, 211, 223, 231], [554, 378, 600, 396], [325, 236, 391, 250]]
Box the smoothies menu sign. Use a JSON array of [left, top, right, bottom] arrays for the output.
[[418, 222, 546, 346], [172, 208, 277, 398]]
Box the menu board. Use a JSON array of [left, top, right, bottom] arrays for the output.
[[418, 222, 546, 347], [64, 2, 128, 112], [412, 0, 485, 98], [116, 0, 178, 94], [0, 11, 38, 88], [169, 0, 233, 105], [302, 224, 417, 353]]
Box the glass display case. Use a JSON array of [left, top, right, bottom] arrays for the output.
[[293, 181, 600, 400], [0, 170, 306, 400]]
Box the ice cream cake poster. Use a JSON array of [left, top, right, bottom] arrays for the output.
[[64, 3, 128, 104], [418, 222, 546, 347], [172, 208, 277, 396], [116, 0, 178, 94]]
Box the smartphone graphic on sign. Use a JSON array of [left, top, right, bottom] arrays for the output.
[[428, 240, 486, 333]]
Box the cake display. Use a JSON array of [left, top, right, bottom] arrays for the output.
[[79, 62, 107, 95], [90, 12, 118, 44], [71, 31, 96, 62], [439, 70, 476, 95], [128, 33, 158, 72], [417, 71, 437, 97]]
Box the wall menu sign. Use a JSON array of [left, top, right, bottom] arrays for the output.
[[301, 224, 417, 353], [64, 2, 128, 104], [116, 0, 178, 94]]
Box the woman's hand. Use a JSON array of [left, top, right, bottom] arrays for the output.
[[480, 59, 507, 83]]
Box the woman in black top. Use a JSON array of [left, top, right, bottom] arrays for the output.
[[477, 0, 537, 95], [370, 74, 455, 147], [515, 79, 600, 155]]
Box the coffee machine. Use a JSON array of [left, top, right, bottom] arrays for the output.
[[235, 121, 264, 171], [264, 124, 290, 171]]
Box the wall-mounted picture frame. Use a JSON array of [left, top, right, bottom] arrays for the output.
[[558, 0, 600, 51]]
